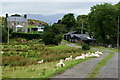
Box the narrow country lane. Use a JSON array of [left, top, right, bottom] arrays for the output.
[[52, 43, 119, 79], [52, 51, 109, 78]]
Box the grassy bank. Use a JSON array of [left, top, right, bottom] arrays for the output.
[[88, 52, 115, 78], [3, 58, 90, 78], [93, 46, 119, 52]]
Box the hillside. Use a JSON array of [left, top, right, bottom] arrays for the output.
[[0, 17, 48, 27], [28, 19, 48, 26]]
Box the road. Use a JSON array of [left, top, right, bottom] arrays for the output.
[[52, 43, 119, 79]]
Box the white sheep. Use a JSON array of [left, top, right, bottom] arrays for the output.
[[65, 55, 72, 61], [75, 54, 85, 60], [1, 51, 4, 54], [89, 53, 95, 57], [38, 60, 44, 64], [84, 54, 90, 58], [56, 59, 65, 68], [93, 53, 100, 58], [95, 51, 103, 55]]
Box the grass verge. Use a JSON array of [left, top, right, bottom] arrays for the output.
[[3, 58, 90, 78], [93, 46, 119, 52], [88, 52, 115, 79]]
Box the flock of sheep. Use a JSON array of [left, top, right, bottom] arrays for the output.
[[37, 51, 103, 68], [1, 50, 103, 68]]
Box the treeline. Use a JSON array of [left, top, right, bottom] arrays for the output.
[[43, 2, 120, 47]]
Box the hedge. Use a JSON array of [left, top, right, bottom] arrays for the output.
[[11, 32, 42, 40]]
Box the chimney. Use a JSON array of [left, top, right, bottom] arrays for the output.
[[24, 14, 27, 18], [6, 14, 8, 18]]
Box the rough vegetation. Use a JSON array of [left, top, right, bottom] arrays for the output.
[[28, 19, 48, 26]]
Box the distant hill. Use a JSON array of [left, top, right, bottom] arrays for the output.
[[27, 14, 65, 25], [115, 1, 120, 6]]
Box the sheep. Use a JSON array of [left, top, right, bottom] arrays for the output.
[[75, 56, 85, 60], [89, 53, 95, 57], [95, 51, 103, 55], [84, 54, 90, 58], [75, 54, 85, 60], [92, 53, 100, 58], [65, 55, 72, 61], [38, 60, 44, 64], [56, 59, 65, 68], [1, 51, 4, 54]]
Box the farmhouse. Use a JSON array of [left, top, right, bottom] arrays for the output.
[[5, 14, 28, 33], [64, 31, 95, 44]]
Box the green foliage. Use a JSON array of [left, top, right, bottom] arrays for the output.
[[11, 32, 42, 40], [88, 3, 117, 45], [82, 44, 90, 50], [11, 14, 21, 17], [0, 17, 5, 26], [2, 27, 8, 43], [76, 15, 89, 33], [61, 13, 76, 31], [52, 23, 66, 34], [43, 25, 62, 45]]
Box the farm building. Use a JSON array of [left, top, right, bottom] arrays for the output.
[[64, 31, 95, 44], [31, 25, 45, 32]]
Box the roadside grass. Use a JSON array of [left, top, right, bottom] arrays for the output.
[[3, 58, 90, 78], [48, 44, 73, 50], [88, 52, 115, 79], [92, 46, 119, 52]]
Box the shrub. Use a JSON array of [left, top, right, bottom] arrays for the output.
[[11, 32, 42, 40], [82, 44, 90, 50], [42, 25, 62, 45], [2, 27, 8, 43]]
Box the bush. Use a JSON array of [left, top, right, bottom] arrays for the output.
[[42, 25, 62, 45], [2, 27, 8, 43], [82, 44, 90, 50], [11, 32, 42, 40]]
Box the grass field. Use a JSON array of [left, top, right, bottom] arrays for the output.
[[2, 40, 96, 78]]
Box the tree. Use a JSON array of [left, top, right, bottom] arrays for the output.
[[76, 15, 89, 33], [2, 27, 8, 43], [88, 3, 117, 45], [42, 25, 62, 45], [61, 13, 76, 32]]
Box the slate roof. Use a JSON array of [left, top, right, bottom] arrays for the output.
[[64, 31, 77, 35], [7, 16, 27, 22], [64, 31, 95, 41], [71, 34, 93, 40]]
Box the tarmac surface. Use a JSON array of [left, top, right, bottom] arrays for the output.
[[52, 43, 119, 79]]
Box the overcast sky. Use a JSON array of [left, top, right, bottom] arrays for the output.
[[0, 0, 119, 16]]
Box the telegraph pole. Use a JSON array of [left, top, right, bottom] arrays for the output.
[[81, 18, 83, 45], [81, 18, 83, 34], [117, 16, 119, 50], [7, 21, 9, 44]]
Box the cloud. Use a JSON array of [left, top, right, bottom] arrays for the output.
[[0, 2, 118, 16], [1, 0, 120, 2]]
